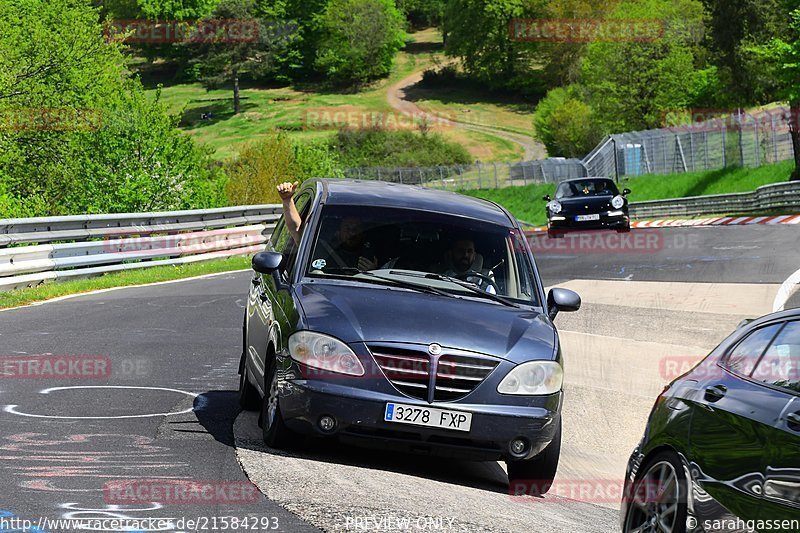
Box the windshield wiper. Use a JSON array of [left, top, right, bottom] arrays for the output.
[[319, 268, 456, 299], [422, 273, 520, 308]]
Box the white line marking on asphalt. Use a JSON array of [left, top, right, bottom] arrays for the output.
[[774, 267, 800, 312], [0, 269, 251, 313], [3, 386, 199, 419]]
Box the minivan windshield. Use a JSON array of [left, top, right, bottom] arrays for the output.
[[556, 179, 619, 199], [305, 205, 541, 307]]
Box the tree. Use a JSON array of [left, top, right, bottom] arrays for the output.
[[188, 0, 294, 114], [396, 0, 447, 29], [0, 0, 226, 216], [533, 86, 602, 158], [579, 0, 717, 132], [443, 0, 530, 87], [314, 0, 406, 86], [224, 133, 342, 205], [701, 0, 785, 105], [750, 2, 800, 180]]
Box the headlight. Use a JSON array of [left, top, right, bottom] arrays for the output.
[[497, 361, 563, 395], [547, 201, 562, 214], [611, 195, 625, 209], [288, 331, 365, 376]]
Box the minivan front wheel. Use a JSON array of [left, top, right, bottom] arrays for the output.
[[506, 420, 561, 496], [623, 451, 688, 533], [260, 358, 297, 449]]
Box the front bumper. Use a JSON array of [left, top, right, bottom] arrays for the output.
[[548, 211, 630, 232], [279, 376, 561, 462]]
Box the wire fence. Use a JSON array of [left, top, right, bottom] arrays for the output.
[[343, 107, 797, 190]]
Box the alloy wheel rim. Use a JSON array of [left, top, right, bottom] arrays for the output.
[[625, 460, 681, 533]]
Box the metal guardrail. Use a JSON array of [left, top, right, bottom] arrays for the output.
[[0, 205, 281, 292], [629, 181, 800, 219]]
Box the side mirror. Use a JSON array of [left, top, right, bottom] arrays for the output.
[[252, 251, 283, 274], [547, 288, 581, 320], [622, 188, 631, 196], [542, 195, 551, 202]]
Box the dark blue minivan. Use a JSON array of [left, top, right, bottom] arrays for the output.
[[238, 179, 580, 490]]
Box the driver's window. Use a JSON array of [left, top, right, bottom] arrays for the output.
[[272, 193, 312, 278]]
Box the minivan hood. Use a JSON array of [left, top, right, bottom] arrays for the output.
[[296, 280, 556, 363]]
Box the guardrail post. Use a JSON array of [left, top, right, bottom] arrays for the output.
[[493, 162, 499, 188], [772, 114, 779, 163], [754, 120, 761, 167], [722, 125, 727, 167]]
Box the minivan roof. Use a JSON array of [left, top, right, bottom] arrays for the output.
[[311, 179, 514, 227]]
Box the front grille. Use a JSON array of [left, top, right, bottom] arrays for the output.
[[369, 345, 499, 402]]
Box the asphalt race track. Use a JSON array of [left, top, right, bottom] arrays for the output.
[[1, 225, 798, 533]]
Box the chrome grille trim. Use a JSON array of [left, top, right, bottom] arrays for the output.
[[369, 344, 500, 402]]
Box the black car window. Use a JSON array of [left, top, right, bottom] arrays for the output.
[[723, 323, 784, 377], [752, 321, 800, 394], [305, 205, 541, 306], [555, 179, 618, 199]]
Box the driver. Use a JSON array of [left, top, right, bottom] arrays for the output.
[[439, 237, 496, 293]]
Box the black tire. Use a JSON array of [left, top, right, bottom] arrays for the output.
[[507, 420, 562, 496], [260, 357, 298, 449], [617, 224, 631, 233], [622, 450, 689, 533], [547, 230, 564, 239], [238, 360, 260, 411]]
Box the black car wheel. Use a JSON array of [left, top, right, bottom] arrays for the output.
[[623, 451, 688, 533], [617, 225, 631, 233], [260, 357, 298, 449], [238, 360, 260, 411], [506, 420, 561, 495]]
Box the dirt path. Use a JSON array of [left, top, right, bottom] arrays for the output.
[[387, 68, 547, 161]]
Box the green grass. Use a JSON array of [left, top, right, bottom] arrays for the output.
[[0, 256, 251, 310], [141, 28, 526, 162], [464, 161, 796, 226], [619, 160, 795, 202]]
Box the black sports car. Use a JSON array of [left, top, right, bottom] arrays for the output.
[[621, 309, 800, 533], [543, 177, 631, 238]]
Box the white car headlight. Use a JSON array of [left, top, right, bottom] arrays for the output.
[[611, 195, 625, 209], [547, 201, 562, 214], [497, 361, 563, 395], [288, 331, 365, 376]]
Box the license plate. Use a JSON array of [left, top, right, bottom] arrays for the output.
[[575, 214, 600, 222], [384, 403, 472, 432]]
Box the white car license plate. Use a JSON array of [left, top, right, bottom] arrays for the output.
[[575, 214, 600, 222], [384, 403, 472, 432]]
